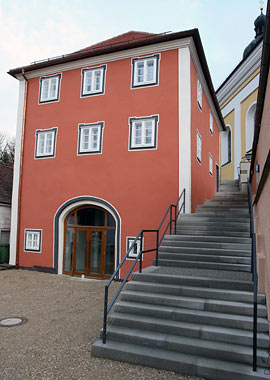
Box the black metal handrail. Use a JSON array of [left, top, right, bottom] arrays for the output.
[[102, 189, 186, 344], [248, 182, 258, 372]]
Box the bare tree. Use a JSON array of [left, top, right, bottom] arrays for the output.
[[0, 134, 15, 164]]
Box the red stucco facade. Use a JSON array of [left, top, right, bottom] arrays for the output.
[[11, 32, 222, 276]]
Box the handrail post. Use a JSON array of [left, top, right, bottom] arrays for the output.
[[174, 205, 177, 234], [139, 231, 143, 273], [103, 286, 108, 344], [156, 230, 159, 266], [169, 205, 172, 234], [183, 189, 186, 214], [252, 232, 258, 372]]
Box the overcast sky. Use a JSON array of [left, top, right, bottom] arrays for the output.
[[0, 0, 263, 137]]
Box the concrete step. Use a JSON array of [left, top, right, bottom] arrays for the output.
[[104, 326, 268, 367], [179, 215, 250, 223], [177, 217, 250, 225], [204, 200, 248, 207], [107, 312, 269, 348], [214, 193, 248, 198], [164, 234, 251, 244], [157, 258, 251, 272], [120, 290, 267, 317], [196, 207, 249, 214], [158, 251, 251, 264], [132, 271, 253, 291], [126, 281, 266, 305], [176, 224, 250, 232], [147, 266, 252, 281], [186, 211, 250, 219], [175, 229, 250, 237], [161, 241, 251, 253], [114, 301, 269, 332], [92, 340, 270, 379]]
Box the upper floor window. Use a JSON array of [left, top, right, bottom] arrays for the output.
[[197, 77, 202, 110], [132, 54, 160, 88], [129, 115, 158, 150], [209, 111, 213, 134], [39, 74, 61, 104], [197, 130, 202, 163], [81, 65, 106, 97], [35, 128, 57, 159], [24, 229, 42, 252], [78, 122, 104, 155]]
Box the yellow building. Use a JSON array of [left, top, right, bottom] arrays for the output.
[[216, 9, 266, 180]]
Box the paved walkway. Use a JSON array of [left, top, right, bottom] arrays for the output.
[[0, 270, 204, 380]]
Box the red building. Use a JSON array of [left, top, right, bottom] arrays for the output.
[[8, 29, 224, 279]]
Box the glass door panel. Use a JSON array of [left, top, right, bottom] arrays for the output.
[[90, 231, 102, 274], [105, 229, 115, 275], [75, 230, 86, 272], [64, 228, 74, 272]]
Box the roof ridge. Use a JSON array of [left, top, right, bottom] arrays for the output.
[[72, 30, 157, 55]]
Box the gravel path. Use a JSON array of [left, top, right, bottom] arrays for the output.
[[0, 270, 205, 380]]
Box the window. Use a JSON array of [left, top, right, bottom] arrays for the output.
[[39, 74, 61, 103], [0, 230, 10, 243], [197, 130, 202, 163], [197, 77, 202, 109], [132, 54, 160, 88], [24, 229, 42, 252], [126, 237, 143, 259], [209, 112, 213, 134], [221, 125, 232, 166], [35, 128, 57, 159], [209, 153, 213, 175], [81, 65, 106, 97], [129, 115, 158, 150], [78, 122, 104, 155]]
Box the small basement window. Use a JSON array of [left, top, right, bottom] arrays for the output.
[[24, 229, 42, 252], [209, 153, 213, 175], [197, 130, 202, 163]]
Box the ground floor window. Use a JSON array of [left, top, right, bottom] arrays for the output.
[[63, 206, 115, 279]]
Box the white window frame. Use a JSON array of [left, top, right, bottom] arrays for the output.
[[129, 115, 158, 150], [209, 111, 213, 135], [209, 153, 213, 176], [78, 122, 104, 155], [132, 54, 160, 88], [35, 127, 57, 159], [39, 74, 61, 104], [81, 65, 106, 97], [197, 130, 202, 163], [126, 237, 143, 260], [24, 229, 42, 253], [197, 77, 202, 110]]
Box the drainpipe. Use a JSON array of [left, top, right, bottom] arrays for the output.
[[15, 69, 28, 268]]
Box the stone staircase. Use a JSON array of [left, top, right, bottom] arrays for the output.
[[92, 180, 270, 380]]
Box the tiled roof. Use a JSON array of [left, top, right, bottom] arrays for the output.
[[71, 31, 157, 55], [0, 163, 13, 205]]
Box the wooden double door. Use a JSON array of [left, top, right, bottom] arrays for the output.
[[63, 206, 115, 279]]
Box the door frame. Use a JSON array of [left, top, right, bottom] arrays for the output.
[[54, 197, 121, 275]]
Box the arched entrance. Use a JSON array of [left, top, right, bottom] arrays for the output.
[[63, 205, 116, 279]]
